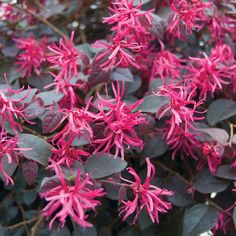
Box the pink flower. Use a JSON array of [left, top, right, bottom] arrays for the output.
[[93, 34, 143, 72], [15, 36, 48, 77], [185, 44, 236, 99], [163, 125, 201, 159], [0, 132, 19, 185], [167, 0, 211, 39], [208, 6, 236, 42], [202, 142, 224, 174], [92, 82, 145, 159], [151, 41, 183, 81], [52, 97, 96, 146], [40, 163, 105, 229], [0, 81, 31, 132], [119, 157, 173, 223], [103, 0, 154, 35], [154, 84, 205, 139], [47, 31, 89, 82], [50, 143, 90, 167]]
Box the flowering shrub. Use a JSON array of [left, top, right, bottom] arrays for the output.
[[0, 0, 236, 235]]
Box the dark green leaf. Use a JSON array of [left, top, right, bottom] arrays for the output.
[[137, 95, 169, 113], [194, 169, 229, 194], [37, 90, 64, 106], [85, 153, 127, 179], [198, 128, 229, 145], [166, 177, 194, 207], [183, 204, 218, 236], [17, 134, 52, 166], [111, 67, 133, 82], [215, 165, 236, 180], [140, 135, 168, 159], [233, 207, 236, 229], [73, 226, 97, 236], [0, 155, 17, 184], [207, 99, 236, 125]]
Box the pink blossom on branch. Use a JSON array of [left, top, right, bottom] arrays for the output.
[[202, 142, 224, 174], [103, 0, 154, 35], [185, 44, 236, 99], [119, 157, 173, 224], [15, 36, 48, 77], [0, 132, 19, 185], [92, 35, 144, 72], [92, 82, 145, 159], [0, 81, 31, 132], [167, 0, 211, 39], [47, 32, 80, 83], [40, 162, 105, 229], [151, 41, 183, 81], [51, 97, 97, 147], [154, 84, 205, 139]]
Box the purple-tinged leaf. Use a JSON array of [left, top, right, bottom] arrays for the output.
[[198, 128, 229, 145], [40, 176, 60, 193], [137, 94, 169, 113], [37, 90, 64, 106], [88, 49, 111, 86], [183, 204, 218, 236], [25, 97, 45, 120], [194, 169, 229, 194], [0, 155, 17, 184], [85, 153, 127, 179], [207, 99, 236, 125], [17, 134, 52, 166], [22, 161, 38, 186], [165, 177, 194, 207], [111, 67, 133, 82], [42, 110, 64, 134], [215, 164, 236, 180]]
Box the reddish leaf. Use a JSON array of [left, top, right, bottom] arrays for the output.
[[42, 110, 64, 134], [22, 161, 38, 186], [40, 176, 60, 193]]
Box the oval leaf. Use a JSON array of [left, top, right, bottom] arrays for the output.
[[85, 153, 127, 179], [183, 204, 218, 236], [194, 169, 229, 194], [111, 67, 133, 82], [18, 134, 52, 166], [37, 90, 64, 106], [22, 161, 38, 186], [198, 128, 229, 145], [42, 110, 64, 134], [215, 164, 236, 180], [0, 155, 17, 184], [138, 94, 169, 113], [207, 99, 236, 125]]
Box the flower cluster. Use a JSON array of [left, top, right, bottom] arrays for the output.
[[92, 82, 145, 159], [167, 0, 211, 39], [40, 162, 105, 229], [1, 0, 236, 234], [15, 36, 48, 77], [119, 158, 173, 223]]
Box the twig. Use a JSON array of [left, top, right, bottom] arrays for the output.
[[7, 217, 38, 230], [12, 4, 66, 38], [154, 159, 192, 186], [17, 203, 30, 236], [31, 215, 44, 236], [154, 159, 231, 215]]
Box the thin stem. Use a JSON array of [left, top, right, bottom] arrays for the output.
[[99, 179, 130, 188], [154, 159, 192, 185], [31, 215, 44, 236], [154, 159, 231, 215], [12, 4, 66, 38], [7, 217, 38, 230]]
